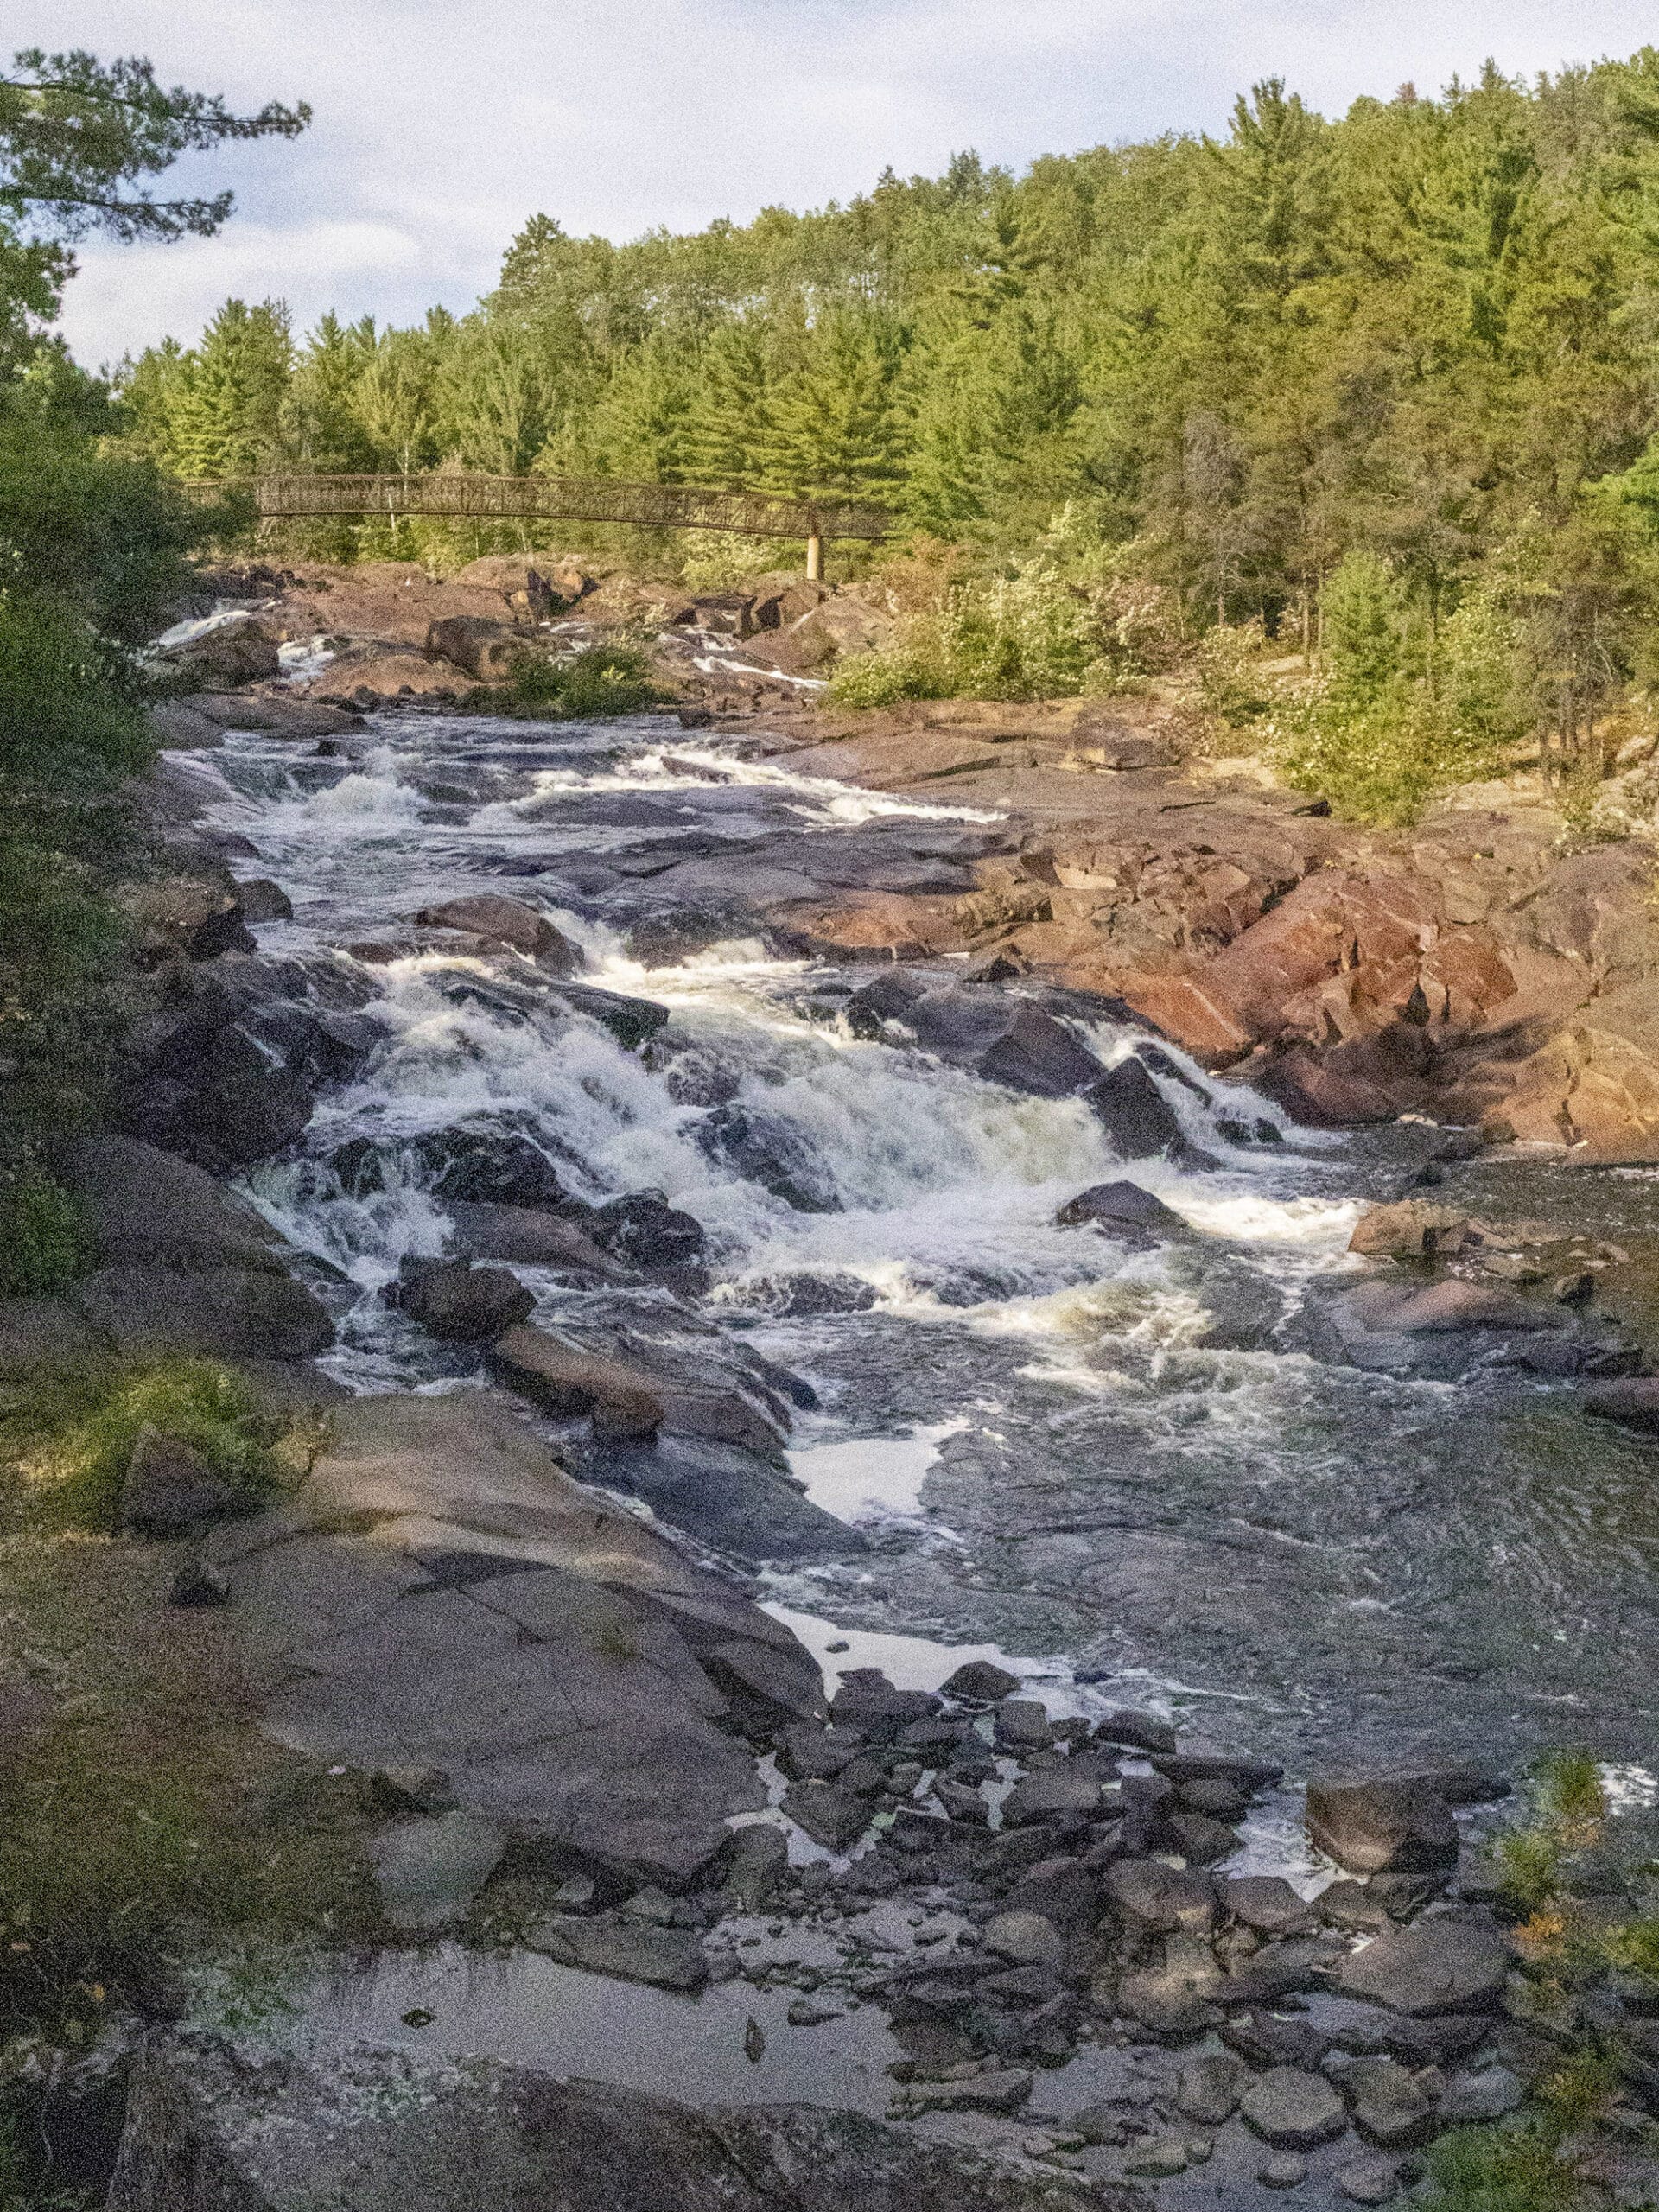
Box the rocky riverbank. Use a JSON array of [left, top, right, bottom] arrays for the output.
[[4, 561, 1656, 2208]]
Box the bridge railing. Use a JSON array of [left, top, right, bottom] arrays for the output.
[[176, 471, 893, 543]]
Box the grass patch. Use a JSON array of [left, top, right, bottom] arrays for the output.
[[495, 642, 664, 720], [0, 1171, 91, 1299], [1418, 2121, 1587, 2212], [0, 1359, 288, 1534]]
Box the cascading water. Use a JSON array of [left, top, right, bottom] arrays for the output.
[[172, 707, 1659, 1774]]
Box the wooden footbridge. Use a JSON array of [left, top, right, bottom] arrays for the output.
[[180, 471, 894, 579]]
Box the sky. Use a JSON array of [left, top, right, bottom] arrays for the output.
[[35, 0, 1659, 370]]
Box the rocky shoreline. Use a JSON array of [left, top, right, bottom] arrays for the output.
[[4, 562, 1656, 2207]]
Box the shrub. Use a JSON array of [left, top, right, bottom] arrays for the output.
[[0, 1166, 92, 1297], [502, 642, 663, 719], [827, 628, 950, 707], [3, 1359, 287, 1531], [679, 530, 800, 593]]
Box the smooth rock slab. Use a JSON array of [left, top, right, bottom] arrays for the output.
[[524, 1915, 709, 1990], [1336, 1919, 1509, 2017], [108, 2037, 1137, 2211]]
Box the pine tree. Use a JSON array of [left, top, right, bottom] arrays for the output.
[[163, 297, 291, 477]]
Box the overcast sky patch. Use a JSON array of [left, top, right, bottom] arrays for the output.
[[39, 0, 1659, 367]]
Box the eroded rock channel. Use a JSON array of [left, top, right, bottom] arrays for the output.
[[96, 694, 1659, 2209]]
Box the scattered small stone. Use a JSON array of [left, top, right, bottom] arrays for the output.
[[620, 1885, 677, 1923], [994, 1697, 1052, 1751], [1439, 2063, 1523, 2123], [1338, 2153, 1402, 2205], [786, 1999, 841, 2026], [120, 1427, 243, 1540], [526, 1916, 709, 1991], [1259, 2153, 1309, 2189], [983, 1910, 1065, 1967], [940, 1659, 1020, 1702], [1336, 1918, 1509, 2017], [1346, 2055, 1440, 2148], [743, 2017, 765, 2063], [783, 1781, 870, 1852], [907, 2069, 1033, 2113], [366, 1765, 459, 1818], [1125, 2135, 1189, 2177], [825, 1639, 850, 1653], [1224, 1875, 1318, 1938], [1319, 1880, 1395, 1936]]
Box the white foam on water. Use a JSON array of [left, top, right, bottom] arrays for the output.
[[151, 603, 269, 651], [788, 1420, 967, 1524]]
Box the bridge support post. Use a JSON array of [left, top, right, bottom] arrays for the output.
[[804, 529, 823, 582]]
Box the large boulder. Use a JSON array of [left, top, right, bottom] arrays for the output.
[[120, 873, 257, 964], [487, 1326, 666, 1439], [424, 615, 526, 680], [445, 1203, 622, 1276], [1084, 1056, 1195, 1160], [60, 1136, 289, 1276], [74, 1266, 334, 1362], [158, 614, 280, 687], [1584, 1376, 1659, 1436], [1306, 1777, 1460, 1875], [385, 1256, 536, 1343], [1055, 1180, 1187, 1234], [410, 895, 582, 973], [119, 1428, 246, 1539], [1336, 1918, 1510, 2016]]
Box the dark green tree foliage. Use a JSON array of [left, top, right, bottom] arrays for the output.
[[0, 49, 304, 1259]]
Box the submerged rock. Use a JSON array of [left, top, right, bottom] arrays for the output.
[[387, 1255, 536, 1343]]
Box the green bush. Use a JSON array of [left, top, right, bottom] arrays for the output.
[[500, 641, 663, 719], [827, 631, 950, 707], [0, 1166, 91, 1297], [3, 1359, 286, 1531]]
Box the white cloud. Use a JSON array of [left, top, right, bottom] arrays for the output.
[[41, 0, 1659, 365]]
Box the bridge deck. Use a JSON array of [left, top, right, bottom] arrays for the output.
[[179, 471, 893, 542]]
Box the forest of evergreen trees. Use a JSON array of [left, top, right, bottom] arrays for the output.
[[120, 51, 1659, 813]]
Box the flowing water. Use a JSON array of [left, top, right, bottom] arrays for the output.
[[172, 707, 1659, 1777]]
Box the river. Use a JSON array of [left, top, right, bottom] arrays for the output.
[[170, 704, 1659, 1780]]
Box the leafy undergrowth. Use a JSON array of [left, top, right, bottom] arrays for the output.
[[0, 1358, 291, 1533], [493, 640, 664, 719], [0, 1169, 91, 1300], [1424, 1751, 1659, 2212], [0, 1362, 379, 2203]]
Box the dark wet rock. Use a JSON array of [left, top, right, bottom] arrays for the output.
[[1343, 2056, 1440, 2148], [1151, 1745, 1281, 1790], [1002, 1770, 1106, 1827], [975, 1003, 1104, 1097], [905, 2068, 1038, 2116], [1306, 1777, 1460, 1875], [1092, 1707, 1178, 1755], [156, 613, 281, 686], [122, 872, 257, 964], [776, 1724, 866, 1782], [1106, 1859, 1217, 1935], [586, 1192, 709, 1273], [1437, 2062, 1523, 2123], [365, 1765, 459, 1818], [370, 1812, 506, 1933], [1084, 1055, 1212, 1163], [1176, 2054, 1244, 2126], [525, 1914, 709, 1990], [120, 1429, 245, 1540], [1584, 1376, 1659, 1436], [828, 1670, 942, 1742], [446, 1202, 621, 1276], [994, 1695, 1052, 1751], [412, 894, 582, 973], [234, 878, 293, 923], [1319, 1881, 1395, 1936], [543, 982, 670, 1049], [386, 1255, 535, 1343], [941, 1658, 1021, 1703], [1336, 1918, 1509, 2016], [1055, 1179, 1187, 1235], [717, 1823, 789, 1910], [1004, 1858, 1097, 1930], [1224, 2012, 1332, 2072], [1240, 2067, 1349, 2150], [1223, 1876, 1318, 1938], [751, 1271, 877, 1318], [935, 1778, 991, 1824], [782, 1782, 869, 1852], [76, 1266, 334, 1363], [1166, 1812, 1237, 1865], [1258, 2152, 1309, 2189], [593, 1429, 851, 1564], [1179, 1775, 1250, 1820], [699, 1103, 839, 1213]]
